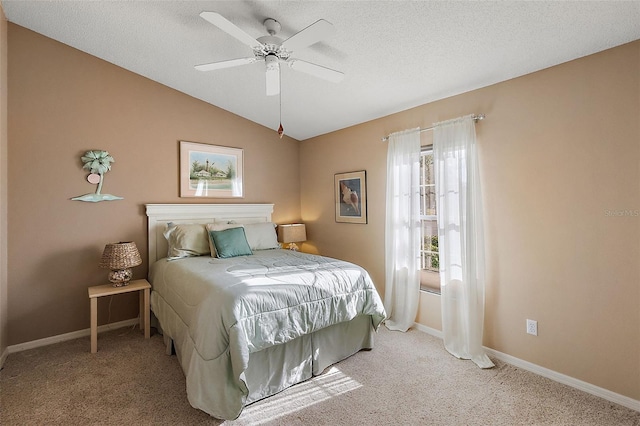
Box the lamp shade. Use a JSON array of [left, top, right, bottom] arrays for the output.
[[277, 224, 307, 244], [99, 242, 142, 270]]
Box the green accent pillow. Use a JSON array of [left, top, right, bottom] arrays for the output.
[[209, 227, 253, 259]]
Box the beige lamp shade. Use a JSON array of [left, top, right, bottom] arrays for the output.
[[99, 242, 142, 286], [277, 224, 307, 244]]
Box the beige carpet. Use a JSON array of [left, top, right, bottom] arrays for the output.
[[1, 325, 639, 425]]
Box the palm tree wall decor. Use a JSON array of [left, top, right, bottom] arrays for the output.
[[71, 150, 123, 202]]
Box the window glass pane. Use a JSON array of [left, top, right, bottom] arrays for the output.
[[419, 156, 425, 215], [426, 185, 436, 215], [420, 149, 440, 293], [424, 152, 436, 215], [420, 219, 439, 272], [419, 151, 436, 214]]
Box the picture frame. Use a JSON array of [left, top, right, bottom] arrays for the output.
[[179, 141, 244, 198], [335, 170, 367, 224]]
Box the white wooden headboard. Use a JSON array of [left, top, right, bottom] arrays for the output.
[[145, 203, 274, 267]]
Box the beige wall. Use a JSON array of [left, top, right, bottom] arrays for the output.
[[0, 4, 8, 362], [301, 41, 640, 400], [6, 18, 639, 402], [7, 24, 301, 345]]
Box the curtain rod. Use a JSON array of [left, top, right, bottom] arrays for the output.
[[381, 113, 485, 142]]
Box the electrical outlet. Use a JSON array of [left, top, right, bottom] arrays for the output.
[[526, 319, 538, 336]]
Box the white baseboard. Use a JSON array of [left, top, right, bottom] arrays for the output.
[[413, 322, 640, 413], [0, 345, 8, 369], [483, 346, 640, 412], [413, 322, 443, 339], [7, 318, 139, 354]]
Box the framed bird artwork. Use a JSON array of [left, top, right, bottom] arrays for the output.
[[334, 170, 367, 224]]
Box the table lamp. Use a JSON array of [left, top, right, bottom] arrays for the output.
[[277, 224, 307, 251], [99, 241, 142, 287]]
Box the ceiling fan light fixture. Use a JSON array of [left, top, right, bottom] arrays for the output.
[[265, 55, 280, 96], [265, 54, 279, 71]]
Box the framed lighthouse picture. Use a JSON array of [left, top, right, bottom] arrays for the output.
[[179, 141, 244, 198], [334, 170, 367, 224]]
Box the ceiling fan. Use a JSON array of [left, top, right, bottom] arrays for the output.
[[195, 12, 344, 96]]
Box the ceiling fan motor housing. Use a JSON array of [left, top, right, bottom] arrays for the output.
[[255, 35, 291, 61]]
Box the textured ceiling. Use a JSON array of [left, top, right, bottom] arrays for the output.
[[2, 1, 640, 140]]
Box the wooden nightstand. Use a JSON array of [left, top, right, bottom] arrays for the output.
[[88, 278, 151, 353]]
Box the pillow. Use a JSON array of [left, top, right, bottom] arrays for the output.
[[205, 223, 243, 257], [208, 227, 253, 259], [205, 222, 280, 255], [243, 222, 280, 251], [163, 223, 210, 259]]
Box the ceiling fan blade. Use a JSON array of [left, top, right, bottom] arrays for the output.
[[289, 59, 344, 83], [281, 19, 334, 51], [195, 57, 257, 71], [199, 12, 263, 49]]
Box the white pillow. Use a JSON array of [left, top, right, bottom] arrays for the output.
[[243, 222, 280, 250], [163, 223, 210, 259]]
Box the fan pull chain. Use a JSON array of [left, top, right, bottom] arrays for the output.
[[278, 66, 284, 138]]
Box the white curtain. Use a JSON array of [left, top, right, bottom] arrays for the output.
[[384, 128, 421, 332], [433, 115, 494, 368]]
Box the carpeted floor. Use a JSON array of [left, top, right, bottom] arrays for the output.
[[1, 325, 639, 425]]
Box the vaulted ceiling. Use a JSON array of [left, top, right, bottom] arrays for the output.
[[3, 1, 640, 140]]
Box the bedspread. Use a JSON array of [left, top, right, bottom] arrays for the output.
[[149, 249, 386, 418]]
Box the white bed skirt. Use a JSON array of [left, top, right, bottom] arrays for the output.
[[152, 290, 375, 419]]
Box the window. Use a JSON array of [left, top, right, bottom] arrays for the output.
[[419, 148, 440, 293]]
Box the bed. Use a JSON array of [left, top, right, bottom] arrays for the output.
[[145, 203, 386, 420]]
